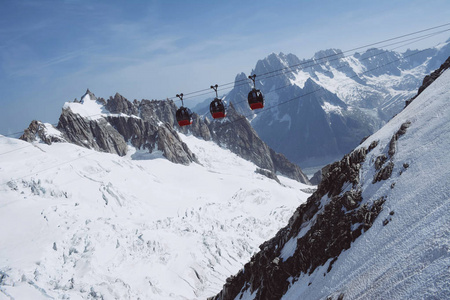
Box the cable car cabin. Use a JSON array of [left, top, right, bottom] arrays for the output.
[[209, 98, 226, 119], [248, 89, 264, 110], [176, 107, 193, 127]]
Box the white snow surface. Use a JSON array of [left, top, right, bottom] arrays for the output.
[[280, 69, 450, 299], [63, 99, 139, 121], [289, 54, 433, 116], [0, 131, 310, 299]]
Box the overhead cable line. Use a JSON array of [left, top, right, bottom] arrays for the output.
[[168, 22, 450, 101], [0, 27, 448, 143], [213, 45, 436, 131], [0, 40, 441, 184], [0, 27, 448, 151], [182, 28, 450, 107]]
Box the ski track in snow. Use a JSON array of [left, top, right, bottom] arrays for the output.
[[0, 132, 311, 299]]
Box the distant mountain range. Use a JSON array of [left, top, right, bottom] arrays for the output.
[[194, 38, 450, 170], [210, 53, 450, 300]]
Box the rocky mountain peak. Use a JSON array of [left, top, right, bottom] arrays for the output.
[[313, 48, 344, 61], [105, 92, 139, 116], [254, 53, 296, 80], [20, 90, 310, 184], [233, 72, 250, 88], [81, 88, 97, 102], [211, 56, 450, 300], [20, 120, 65, 145]]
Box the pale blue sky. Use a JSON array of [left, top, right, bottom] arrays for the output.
[[1, 0, 450, 135]]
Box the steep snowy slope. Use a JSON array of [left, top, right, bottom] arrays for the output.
[[0, 133, 311, 299], [284, 55, 450, 300], [212, 64, 450, 299]]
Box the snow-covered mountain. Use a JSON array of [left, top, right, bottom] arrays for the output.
[[0, 85, 314, 299], [210, 39, 450, 170], [210, 57, 450, 299], [0, 121, 312, 299]]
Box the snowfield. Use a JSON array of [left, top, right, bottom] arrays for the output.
[[0, 130, 311, 299], [280, 69, 450, 299]]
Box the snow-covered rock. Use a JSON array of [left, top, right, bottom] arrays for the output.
[[211, 60, 450, 299], [0, 131, 312, 299], [215, 41, 450, 169]]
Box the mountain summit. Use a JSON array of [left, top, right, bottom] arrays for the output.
[[2, 94, 314, 298], [216, 41, 450, 169], [210, 56, 450, 300], [19, 90, 310, 184]]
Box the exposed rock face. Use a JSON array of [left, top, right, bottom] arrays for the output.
[[105, 93, 139, 116], [19, 94, 197, 165], [218, 59, 450, 298], [211, 56, 445, 298], [156, 125, 197, 165], [20, 120, 65, 145], [309, 169, 322, 185], [140, 99, 177, 126], [20, 91, 309, 182], [210, 139, 390, 300], [270, 149, 310, 183], [208, 104, 310, 184], [406, 55, 450, 107], [81, 88, 97, 102], [57, 108, 128, 156], [209, 105, 275, 170], [372, 121, 411, 184]]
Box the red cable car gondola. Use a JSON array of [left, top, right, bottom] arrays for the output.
[[209, 84, 226, 119], [247, 74, 264, 110], [175, 93, 193, 127]]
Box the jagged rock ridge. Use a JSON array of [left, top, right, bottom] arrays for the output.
[[205, 41, 450, 168], [210, 56, 450, 300], [210, 138, 390, 299], [20, 92, 309, 183]]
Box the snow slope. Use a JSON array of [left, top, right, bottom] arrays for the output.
[[0, 133, 311, 299], [281, 67, 450, 299]]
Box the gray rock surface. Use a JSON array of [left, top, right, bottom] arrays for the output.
[[57, 107, 128, 156], [20, 91, 309, 182], [210, 143, 384, 300], [20, 120, 65, 145], [81, 88, 97, 101], [208, 103, 310, 184]]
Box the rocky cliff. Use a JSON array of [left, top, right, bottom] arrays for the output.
[[405, 55, 450, 107], [211, 42, 450, 169], [210, 56, 450, 300], [20, 90, 310, 183], [209, 139, 387, 300]]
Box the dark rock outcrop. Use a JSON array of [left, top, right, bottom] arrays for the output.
[[406, 55, 450, 107], [208, 104, 310, 184], [309, 169, 322, 185], [210, 55, 449, 300], [81, 88, 97, 101], [373, 121, 410, 183], [20, 120, 65, 145], [57, 108, 128, 156], [105, 93, 139, 116], [210, 142, 386, 300], [20, 91, 308, 181], [156, 125, 197, 165]]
